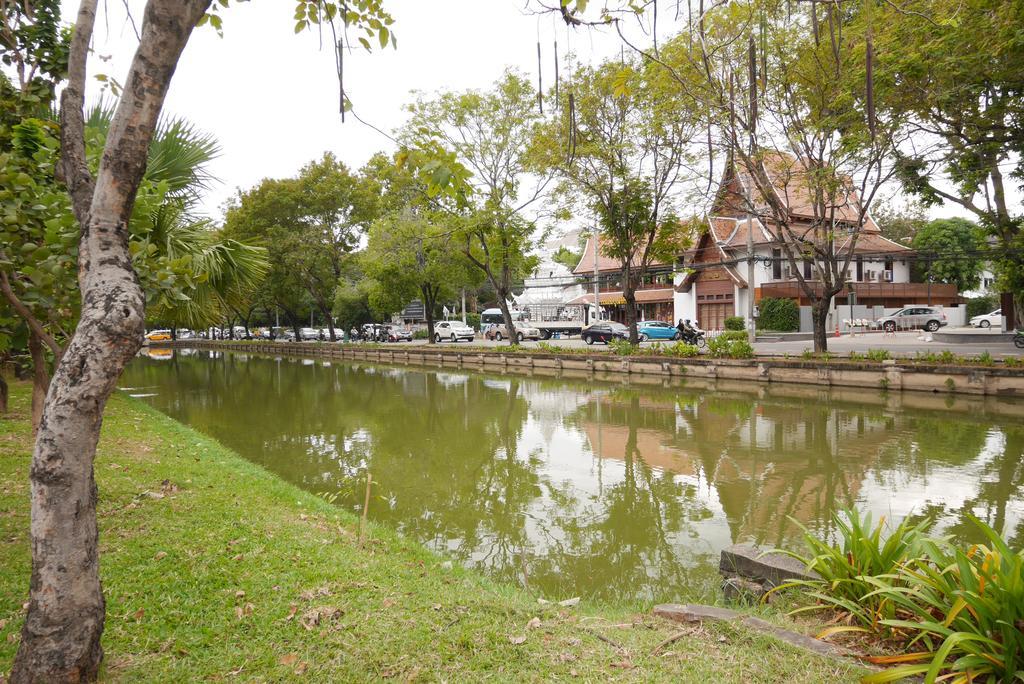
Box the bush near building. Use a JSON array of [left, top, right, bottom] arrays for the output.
[[724, 316, 746, 331], [757, 298, 800, 332]]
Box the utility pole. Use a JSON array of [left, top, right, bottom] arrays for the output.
[[592, 227, 601, 324], [746, 35, 757, 345], [461, 288, 467, 324]]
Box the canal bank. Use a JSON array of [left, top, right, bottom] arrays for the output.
[[0, 384, 866, 682], [156, 339, 1024, 397]]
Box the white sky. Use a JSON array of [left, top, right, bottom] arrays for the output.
[[73, 0, 632, 220], [65, 0, 1016, 226]]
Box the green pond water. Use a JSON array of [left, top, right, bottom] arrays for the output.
[[121, 348, 1024, 603]]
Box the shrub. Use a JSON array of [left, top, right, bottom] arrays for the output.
[[1005, 356, 1023, 368], [779, 509, 933, 636], [707, 336, 754, 359], [412, 329, 429, 340], [965, 295, 998, 319], [975, 351, 995, 367], [465, 312, 481, 331], [724, 316, 746, 331], [665, 342, 700, 358], [757, 297, 800, 332], [608, 338, 638, 356], [865, 517, 1024, 684]]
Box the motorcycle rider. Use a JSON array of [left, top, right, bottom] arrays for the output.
[[677, 318, 698, 343]]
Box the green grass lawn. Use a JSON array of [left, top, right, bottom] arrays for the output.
[[0, 383, 864, 682]]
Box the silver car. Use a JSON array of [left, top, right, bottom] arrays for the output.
[[875, 307, 948, 332]]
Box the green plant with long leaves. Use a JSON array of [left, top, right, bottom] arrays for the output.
[[862, 517, 1024, 684], [775, 509, 934, 636]]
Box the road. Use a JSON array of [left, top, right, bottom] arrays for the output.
[[369, 327, 1021, 359]]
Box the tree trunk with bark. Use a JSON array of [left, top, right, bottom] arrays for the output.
[[421, 284, 437, 343], [810, 297, 830, 353], [28, 332, 49, 435], [622, 267, 640, 345], [494, 287, 518, 344], [12, 1, 211, 681]]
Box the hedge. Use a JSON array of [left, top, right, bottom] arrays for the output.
[[756, 297, 800, 332]]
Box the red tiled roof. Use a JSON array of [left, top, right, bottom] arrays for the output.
[[573, 235, 672, 275], [715, 151, 881, 232], [567, 288, 675, 305]]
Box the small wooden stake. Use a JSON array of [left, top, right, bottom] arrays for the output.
[[359, 471, 372, 546]]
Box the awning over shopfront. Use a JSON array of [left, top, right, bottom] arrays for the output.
[[567, 288, 675, 306]]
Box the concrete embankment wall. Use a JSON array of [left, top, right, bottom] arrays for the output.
[[153, 340, 1024, 399]]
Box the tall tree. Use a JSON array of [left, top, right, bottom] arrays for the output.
[[8, 1, 395, 679], [360, 153, 476, 341], [864, 0, 1024, 319], [911, 218, 986, 292], [223, 154, 377, 341], [664, 2, 897, 351], [534, 59, 697, 343], [402, 72, 545, 344]]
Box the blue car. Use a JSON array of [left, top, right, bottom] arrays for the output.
[[637, 320, 680, 342]]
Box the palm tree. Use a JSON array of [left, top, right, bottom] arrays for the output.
[[88, 104, 268, 331]]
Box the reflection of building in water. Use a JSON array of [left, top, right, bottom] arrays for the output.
[[573, 394, 904, 548]]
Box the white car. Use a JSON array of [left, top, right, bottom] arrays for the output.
[[969, 309, 1003, 329], [299, 327, 320, 341], [433, 320, 475, 342]]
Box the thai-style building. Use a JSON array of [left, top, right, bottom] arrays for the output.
[[674, 153, 960, 330], [568, 236, 677, 323]]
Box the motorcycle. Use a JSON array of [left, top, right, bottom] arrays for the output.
[[1014, 328, 1024, 349], [676, 327, 708, 349]]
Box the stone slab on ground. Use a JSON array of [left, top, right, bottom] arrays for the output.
[[653, 604, 865, 665], [719, 544, 818, 586]]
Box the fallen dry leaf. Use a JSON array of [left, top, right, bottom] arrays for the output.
[[279, 654, 298, 666], [382, 598, 397, 609], [235, 590, 246, 599], [526, 617, 542, 630], [508, 635, 527, 645], [0, 618, 7, 630], [234, 606, 244, 620], [154, 551, 167, 560], [243, 603, 254, 617], [231, 553, 244, 561], [294, 661, 308, 675], [300, 606, 342, 631], [284, 603, 299, 621], [132, 608, 144, 621]]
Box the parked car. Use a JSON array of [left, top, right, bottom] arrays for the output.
[[484, 321, 541, 342], [637, 320, 680, 342], [874, 306, 948, 332], [969, 309, 1003, 329], [145, 329, 171, 341], [385, 326, 413, 342], [581, 321, 629, 345], [434, 320, 475, 342], [177, 329, 194, 339], [299, 327, 320, 341]]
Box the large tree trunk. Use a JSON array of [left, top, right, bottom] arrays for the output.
[[423, 294, 437, 344], [27, 332, 50, 435], [810, 298, 830, 353], [622, 275, 639, 345], [495, 289, 518, 345], [12, 1, 211, 681]]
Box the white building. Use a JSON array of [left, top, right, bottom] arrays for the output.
[[674, 154, 957, 330]]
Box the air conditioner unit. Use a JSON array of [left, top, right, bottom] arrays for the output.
[[865, 270, 876, 282], [883, 271, 893, 282]]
